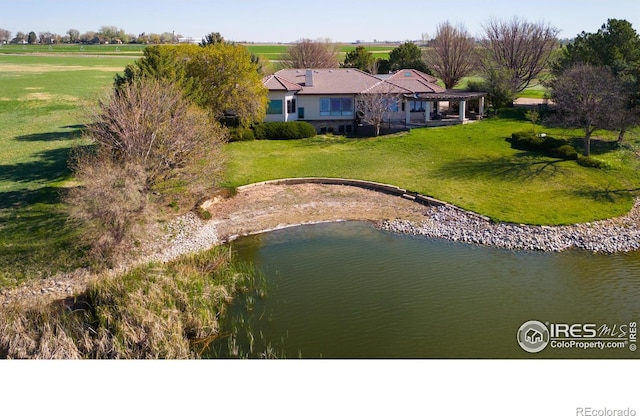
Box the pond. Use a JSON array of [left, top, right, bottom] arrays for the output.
[[208, 221, 640, 358]]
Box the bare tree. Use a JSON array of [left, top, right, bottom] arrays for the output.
[[0, 28, 11, 44], [38, 32, 55, 44], [424, 21, 477, 89], [550, 64, 626, 156], [281, 38, 340, 68], [67, 78, 227, 263], [67, 29, 80, 43], [357, 82, 402, 136], [480, 17, 559, 94]]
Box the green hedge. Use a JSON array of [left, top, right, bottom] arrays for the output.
[[254, 121, 317, 140], [228, 127, 256, 142], [509, 132, 567, 151], [550, 144, 579, 160], [577, 156, 609, 169], [508, 132, 577, 161]]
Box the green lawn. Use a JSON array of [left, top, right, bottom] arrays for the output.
[[0, 53, 135, 284], [224, 113, 640, 225]]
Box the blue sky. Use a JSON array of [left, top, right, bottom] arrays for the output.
[[1, 0, 639, 42]]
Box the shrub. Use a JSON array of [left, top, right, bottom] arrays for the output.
[[508, 132, 572, 157], [66, 78, 227, 266], [550, 144, 579, 160], [228, 127, 255, 142], [254, 121, 316, 140], [508, 132, 545, 150], [577, 156, 609, 169], [540, 136, 567, 151]]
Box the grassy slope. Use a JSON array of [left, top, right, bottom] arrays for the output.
[[0, 54, 135, 284], [224, 113, 640, 225]]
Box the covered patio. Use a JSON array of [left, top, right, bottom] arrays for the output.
[[402, 91, 487, 127]]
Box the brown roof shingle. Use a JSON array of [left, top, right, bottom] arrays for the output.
[[274, 68, 383, 94]]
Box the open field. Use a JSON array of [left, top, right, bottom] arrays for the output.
[[0, 43, 145, 55], [1, 49, 639, 287], [0, 53, 136, 284], [244, 43, 392, 62]]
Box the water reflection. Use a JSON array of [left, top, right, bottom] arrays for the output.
[[211, 221, 640, 358]]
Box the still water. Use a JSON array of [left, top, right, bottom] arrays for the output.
[[212, 221, 640, 358]]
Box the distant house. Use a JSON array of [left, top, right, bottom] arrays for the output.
[[262, 68, 486, 134]]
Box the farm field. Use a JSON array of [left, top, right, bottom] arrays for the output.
[[244, 43, 392, 65]]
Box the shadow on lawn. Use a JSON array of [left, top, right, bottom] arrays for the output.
[[0, 186, 65, 210], [0, 147, 73, 187], [0, 191, 84, 281], [436, 152, 566, 182], [571, 186, 640, 203], [14, 125, 84, 142]]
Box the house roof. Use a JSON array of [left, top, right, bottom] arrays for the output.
[[382, 69, 446, 94], [274, 68, 383, 95], [264, 68, 485, 99], [262, 74, 303, 91]]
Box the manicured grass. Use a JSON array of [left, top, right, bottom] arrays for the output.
[[224, 111, 640, 225], [0, 54, 134, 284], [517, 83, 549, 99]]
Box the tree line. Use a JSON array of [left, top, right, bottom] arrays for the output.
[[0, 26, 183, 45]]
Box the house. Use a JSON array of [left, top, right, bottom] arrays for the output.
[[262, 68, 486, 134]]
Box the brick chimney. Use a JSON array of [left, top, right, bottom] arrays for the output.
[[305, 69, 314, 87]]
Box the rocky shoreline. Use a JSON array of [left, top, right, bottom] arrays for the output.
[[377, 199, 640, 253]]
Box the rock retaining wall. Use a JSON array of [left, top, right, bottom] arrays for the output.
[[237, 178, 640, 253]]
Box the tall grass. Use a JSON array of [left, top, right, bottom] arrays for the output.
[[0, 246, 263, 359]]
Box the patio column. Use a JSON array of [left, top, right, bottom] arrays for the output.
[[479, 96, 485, 119], [459, 100, 467, 121], [405, 99, 411, 125], [425, 101, 432, 121], [434, 101, 440, 117]]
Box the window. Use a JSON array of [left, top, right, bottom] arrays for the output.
[[320, 98, 331, 116], [287, 98, 296, 114], [267, 99, 283, 114], [298, 107, 305, 119], [341, 98, 353, 116], [410, 101, 427, 112], [320, 97, 353, 116], [330, 98, 342, 116], [385, 99, 399, 112]]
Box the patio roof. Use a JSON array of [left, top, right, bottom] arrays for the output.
[[412, 90, 487, 101]]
